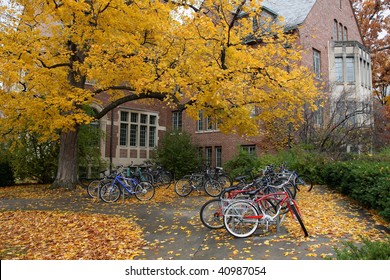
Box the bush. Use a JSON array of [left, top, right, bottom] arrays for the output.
[[152, 131, 202, 179], [223, 149, 264, 179], [0, 161, 15, 187], [10, 135, 59, 184], [334, 237, 390, 260], [223, 146, 326, 183], [319, 160, 390, 221]]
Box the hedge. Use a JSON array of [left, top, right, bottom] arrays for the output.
[[318, 160, 390, 221]]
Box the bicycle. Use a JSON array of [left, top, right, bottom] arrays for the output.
[[223, 185, 308, 238], [275, 164, 314, 193], [199, 174, 291, 230], [295, 174, 313, 192], [144, 165, 172, 189], [99, 167, 155, 203], [175, 168, 222, 197], [86, 170, 115, 199], [200, 176, 260, 229], [211, 167, 233, 189]]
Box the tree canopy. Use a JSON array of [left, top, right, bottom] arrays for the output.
[[0, 0, 319, 188]]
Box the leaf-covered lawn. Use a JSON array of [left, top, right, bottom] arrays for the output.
[[0, 185, 148, 260], [0, 210, 146, 260]]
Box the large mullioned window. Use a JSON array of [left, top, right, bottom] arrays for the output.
[[119, 111, 157, 148]]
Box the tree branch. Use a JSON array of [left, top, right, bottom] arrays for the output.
[[37, 58, 71, 69], [94, 91, 168, 120]]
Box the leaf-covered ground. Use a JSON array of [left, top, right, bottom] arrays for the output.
[[0, 184, 389, 260]]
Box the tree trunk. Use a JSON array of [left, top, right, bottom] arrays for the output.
[[51, 127, 79, 190]]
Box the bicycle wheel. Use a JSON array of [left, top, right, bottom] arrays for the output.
[[296, 175, 313, 192], [284, 181, 297, 199], [160, 173, 172, 188], [99, 183, 121, 203], [174, 178, 193, 197], [135, 182, 155, 201], [155, 173, 172, 188], [204, 179, 222, 197], [224, 201, 259, 238], [78, 177, 94, 188], [200, 199, 225, 229], [142, 172, 154, 183], [217, 174, 232, 189], [87, 180, 101, 198], [290, 201, 309, 237]]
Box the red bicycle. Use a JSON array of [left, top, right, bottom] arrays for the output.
[[223, 189, 309, 238]]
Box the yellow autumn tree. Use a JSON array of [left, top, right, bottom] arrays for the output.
[[0, 0, 319, 189]]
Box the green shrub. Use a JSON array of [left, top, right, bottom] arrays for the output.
[[152, 131, 202, 179], [319, 160, 390, 221], [0, 161, 15, 187], [223, 149, 265, 179], [334, 237, 390, 260]]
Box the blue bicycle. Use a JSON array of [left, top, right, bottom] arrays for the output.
[[99, 167, 155, 203]]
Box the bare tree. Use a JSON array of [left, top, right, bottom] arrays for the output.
[[299, 86, 374, 158]]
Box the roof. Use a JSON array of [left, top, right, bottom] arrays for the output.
[[262, 0, 317, 29]]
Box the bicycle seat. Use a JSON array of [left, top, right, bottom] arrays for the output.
[[234, 175, 247, 181]]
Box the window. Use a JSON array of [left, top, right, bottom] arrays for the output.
[[120, 112, 129, 146], [149, 115, 157, 147], [205, 147, 212, 167], [338, 23, 343, 41], [241, 145, 256, 156], [335, 57, 343, 82], [172, 111, 182, 131], [361, 60, 370, 87], [149, 127, 156, 147], [343, 26, 348, 40], [196, 110, 220, 132], [119, 110, 157, 148], [215, 147, 222, 168], [150, 115, 156, 125], [130, 124, 138, 146], [346, 57, 355, 82], [197, 111, 204, 131], [313, 49, 321, 79], [140, 125, 147, 147], [367, 62, 371, 88], [131, 112, 138, 123], [333, 20, 338, 40], [140, 114, 147, 124], [206, 116, 213, 130]]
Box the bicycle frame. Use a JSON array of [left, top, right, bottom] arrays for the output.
[[111, 174, 139, 195], [244, 191, 297, 221]]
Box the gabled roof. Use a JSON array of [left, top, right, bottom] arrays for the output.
[[262, 0, 317, 29]]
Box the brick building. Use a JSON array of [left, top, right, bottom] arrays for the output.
[[92, 0, 372, 169]]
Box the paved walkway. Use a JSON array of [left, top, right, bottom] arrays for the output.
[[1, 186, 389, 260]]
